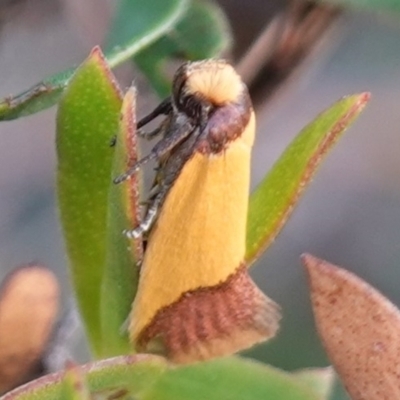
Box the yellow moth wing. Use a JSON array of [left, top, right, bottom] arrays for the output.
[[130, 112, 256, 341]]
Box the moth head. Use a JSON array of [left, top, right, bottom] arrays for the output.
[[172, 60, 244, 124]]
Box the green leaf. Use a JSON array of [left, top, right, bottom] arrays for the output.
[[133, 39, 176, 98], [105, 0, 189, 66], [2, 356, 166, 400], [134, 0, 232, 98], [62, 364, 91, 400], [294, 367, 335, 399], [56, 47, 122, 356], [146, 357, 321, 400], [85, 356, 167, 397], [100, 88, 143, 357], [0, 0, 188, 121], [172, 0, 231, 59], [0, 69, 73, 121], [316, 0, 400, 12], [246, 92, 371, 263], [1, 356, 321, 400]]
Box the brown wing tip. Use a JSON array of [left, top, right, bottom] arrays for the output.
[[171, 295, 280, 364], [135, 265, 281, 364]]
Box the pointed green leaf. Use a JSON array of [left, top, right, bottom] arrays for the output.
[[0, 356, 321, 400], [246, 93, 370, 263], [0, 0, 188, 121], [134, 0, 232, 98], [100, 88, 143, 357], [56, 47, 122, 356]]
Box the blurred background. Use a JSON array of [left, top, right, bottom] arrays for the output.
[[0, 0, 399, 399]]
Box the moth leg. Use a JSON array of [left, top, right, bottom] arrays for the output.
[[124, 146, 192, 238], [110, 125, 162, 147], [109, 127, 160, 148], [137, 117, 171, 140], [110, 98, 172, 148], [137, 97, 172, 129], [136, 127, 161, 140], [113, 114, 194, 184], [147, 182, 161, 199], [124, 191, 164, 239]]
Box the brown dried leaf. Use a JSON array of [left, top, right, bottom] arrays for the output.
[[0, 265, 59, 393], [303, 254, 400, 400]]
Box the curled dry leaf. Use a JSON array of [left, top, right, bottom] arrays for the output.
[[303, 254, 400, 400], [0, 265, 59, 394]]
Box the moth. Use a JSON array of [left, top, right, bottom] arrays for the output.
[[115, 60, 280, 363]]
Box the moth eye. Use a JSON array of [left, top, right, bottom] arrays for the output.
[[172, 67, 210, 123], [180, 94, 204, 121], [172, 67, 187, 107]]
